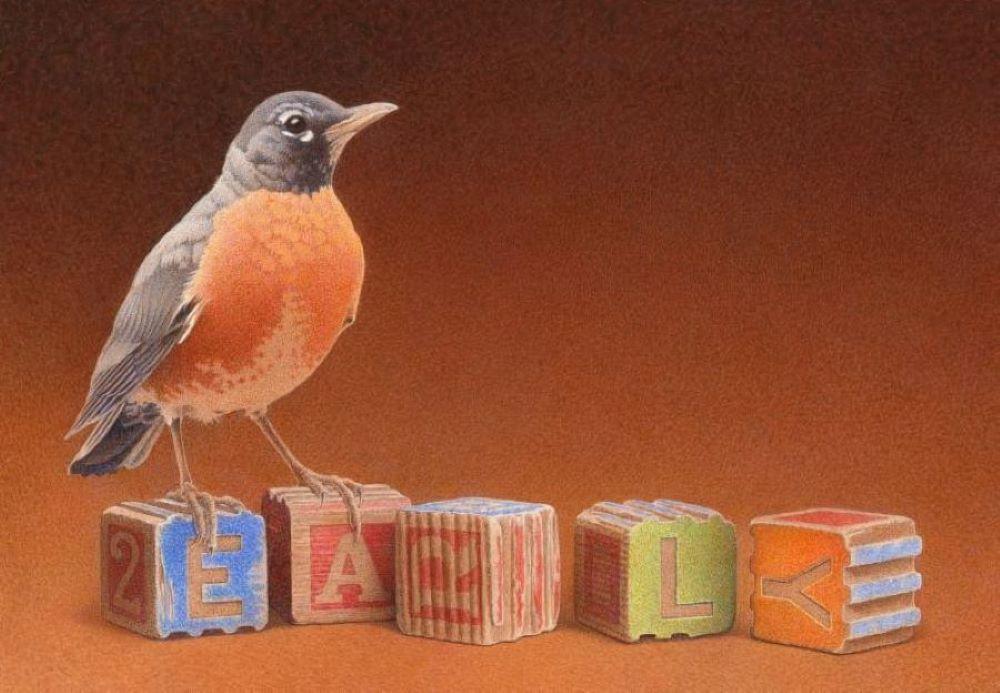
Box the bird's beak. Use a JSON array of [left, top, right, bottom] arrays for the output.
[[325, 102, 398, 139]]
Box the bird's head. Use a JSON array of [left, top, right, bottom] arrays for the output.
[[227, 90, 397, 193]]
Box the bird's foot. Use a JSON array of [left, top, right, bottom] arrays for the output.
[[297, 470, 365, 536], [165, 482, 245, 550]]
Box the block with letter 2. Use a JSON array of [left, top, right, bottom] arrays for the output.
[[575, 499, 736, 642], [262, 484, 410, 624], [100, 499, 268, 638], [395, 497, 561, 645]]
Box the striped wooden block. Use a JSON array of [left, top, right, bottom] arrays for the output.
[[575, 499, 736, 641], [262, 484, 410, 624], [395, 497, 561, 645], [100, 499, 268, 638], [751, 507, 922, 653]]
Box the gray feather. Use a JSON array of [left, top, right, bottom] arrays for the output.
[[68, 402, 164, 475], [67, 182, 238, 440], [120, 416, 165, 470]]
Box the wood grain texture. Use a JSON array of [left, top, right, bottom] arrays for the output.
[[396, 498, 560, 645], [100, 499, 268, 638], [262, 484, 410, 624], [575, 499, 736, 642]]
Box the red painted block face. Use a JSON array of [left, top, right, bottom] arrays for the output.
[[104, 523, 149, 626], [262, 485, 411, 625], [779, 510, 885, 527], [408, 527, 484, 625], [578, 528, 622, 626], [309, 523, 396, 611]]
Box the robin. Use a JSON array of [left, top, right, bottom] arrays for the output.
[[66, 91, 397, 546]]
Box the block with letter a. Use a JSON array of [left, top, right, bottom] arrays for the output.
[[100, 499, 268, 638], [751, 507, 922, 654], [261, 485, 410, 624], [575, 499, 736, 642]]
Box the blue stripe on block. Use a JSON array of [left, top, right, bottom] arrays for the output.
[[157, 511, 268, 637], [849, 607, 921, 639], [850, 573, 922, 603], [408, 497, 547, 516], [850, 536, 922, 566]]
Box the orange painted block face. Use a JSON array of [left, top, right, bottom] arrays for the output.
[[261, 485, 410, 625], [139, 187, 365, 420], [751, 508, 922, 654]]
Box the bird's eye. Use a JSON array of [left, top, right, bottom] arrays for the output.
[[277, 109, 314, 141], [283, 115, 307, 134]]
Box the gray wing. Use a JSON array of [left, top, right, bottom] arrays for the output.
[[67, 212, 215, 449]]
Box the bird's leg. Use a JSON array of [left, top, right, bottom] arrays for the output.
[[250, 411, 364, 535], [164, 417, 244, 550]]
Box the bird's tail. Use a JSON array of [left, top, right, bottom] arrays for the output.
[[68, 402, 164, 477]]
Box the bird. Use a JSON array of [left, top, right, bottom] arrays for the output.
[[66, 91, 397, 547]]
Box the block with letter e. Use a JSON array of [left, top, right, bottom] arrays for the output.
[[751, 507, 922, 654], [262, 485, 410, 624], [575, 499, 736, 642], [100, 499, 268, 638], [395, 497, 561, 645]]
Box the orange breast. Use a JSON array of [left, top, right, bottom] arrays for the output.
[[141, 187, 364, 418]]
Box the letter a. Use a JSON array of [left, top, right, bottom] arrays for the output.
[[316, 533, 389, 606]]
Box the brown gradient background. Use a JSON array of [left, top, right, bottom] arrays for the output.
[[0, 2, 997, 690]]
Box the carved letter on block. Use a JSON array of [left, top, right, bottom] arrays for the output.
[[575, 499, 736, 642], [186, 535, 244, 619], [751, 507, 923, 654], [101, 499, 268, 638], [396, 497, 561, 645], [262, 485, 410, 624]]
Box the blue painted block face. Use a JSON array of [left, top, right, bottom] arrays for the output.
[[102, 501, 269, 639], [156, 511, 268, 637]]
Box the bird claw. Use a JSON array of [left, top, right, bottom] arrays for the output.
[[298, 472, 365, 537], [166, 482, 245, 551]]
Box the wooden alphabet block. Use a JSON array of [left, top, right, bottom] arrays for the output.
[[395, 497, 561, 645], [751, 507, 922, 654], [575, 499, 736, 641], [101, 499, 268, 638], [261, 484, 410, 624]]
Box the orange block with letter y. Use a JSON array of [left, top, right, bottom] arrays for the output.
[[751, 508, 923, 654]]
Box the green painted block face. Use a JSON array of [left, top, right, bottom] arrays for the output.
[[627, 515, 736, 639]]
